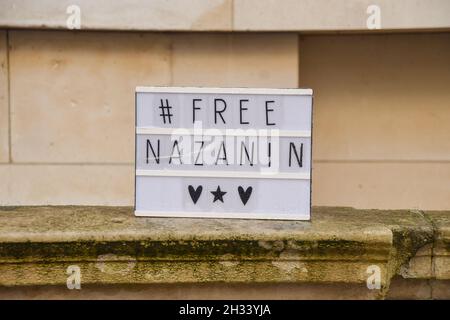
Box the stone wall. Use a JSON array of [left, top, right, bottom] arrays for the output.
[[1, 0, 450, 31], [0, 31, 450, 210]]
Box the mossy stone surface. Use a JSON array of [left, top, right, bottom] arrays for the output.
[[0, 206, 447, 292]]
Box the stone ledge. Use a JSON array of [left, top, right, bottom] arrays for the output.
[[0, 0, 449, 32], [0, 206, 447, 297]]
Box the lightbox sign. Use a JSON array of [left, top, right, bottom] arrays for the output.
[[135, 87, 313, 220]]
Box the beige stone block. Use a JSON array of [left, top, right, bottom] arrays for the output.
[[0, 0, 232, 31], [10, 31, 298, 164], [387, 277, 432, 300], [426, 211, 450, 257], [399, 245, 432, 279], [434, 257, 450, 280], [312, 162, 450, 210], [300, 34, 450, 161], [433, 239, 450, 258], [415, 244, 433, 257], [434, 243, 450, 256], [434, 248, 450, 257], [430, 280, 450, 299], [0, 164, 133, 205], [9, 31, 171, 163], [234, 0, 450, 31], [0, 31, 8, 163], [172, 33, 298, 88], [399, 256, 432, 279]]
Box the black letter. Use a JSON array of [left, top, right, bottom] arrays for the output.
[[265, 100, 276, 126], [240, 141, 255, 166], [169, 140, 183, 164], [289, 142, 303, 167], [215, 141, 228, 165], [146, 139, 160, 164], [214, 99, 227, 124], [239, 99, 249, 124], [194, 140, 204, 166], [192, 99, 202, 123]]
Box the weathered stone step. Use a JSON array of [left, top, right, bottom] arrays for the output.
[[0, 206, 448, 299]]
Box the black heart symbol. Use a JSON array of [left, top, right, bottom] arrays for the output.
[[188, 185, 203, 204], [238, 186, 253, 205]]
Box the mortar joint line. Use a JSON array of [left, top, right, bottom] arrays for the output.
[[5, 30, 12, 163]]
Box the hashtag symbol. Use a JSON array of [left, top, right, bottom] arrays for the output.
[[159, 99, 173, 124]]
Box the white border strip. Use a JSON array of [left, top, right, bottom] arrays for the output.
[[136, 169, 310, 180], [136, 127, 311, 138], [136, 86, 313, 96], [134, 210, 309, 221]]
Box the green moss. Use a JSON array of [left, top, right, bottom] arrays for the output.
[[0, 238, 379, 263]]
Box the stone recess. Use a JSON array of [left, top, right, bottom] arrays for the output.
[[171, 33, 298, 88], [303, 34, 450, 211], [0, 30, 8, 163], [313, 162, 450, 210], [300, 34, 450, 162]]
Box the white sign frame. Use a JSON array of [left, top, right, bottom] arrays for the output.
[[134, 87, 313, 220]]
